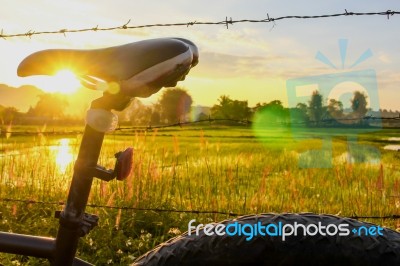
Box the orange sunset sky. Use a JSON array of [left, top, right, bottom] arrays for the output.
[[0, 0, 399, 115]]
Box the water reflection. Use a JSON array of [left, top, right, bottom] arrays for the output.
[[49, 138, 74, 174], [384, 145, 400, 151], [335, 152, 381, 164], [383, 137, 400, 151]]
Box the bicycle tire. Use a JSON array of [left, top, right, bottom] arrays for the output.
[[132, 213, 400, 266]]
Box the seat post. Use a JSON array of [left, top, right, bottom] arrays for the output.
[[52, 94, 130, 266], [53, 124, 104, 266]]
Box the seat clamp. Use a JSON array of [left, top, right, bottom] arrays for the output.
[[86, 108, 118, 133]]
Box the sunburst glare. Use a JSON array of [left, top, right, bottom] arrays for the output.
[[28, 69, 81, 94]]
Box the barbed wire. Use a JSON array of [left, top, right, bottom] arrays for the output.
[[0, 10, 399, 39], [116, 115, 400, 132], [117, 118, 252, 131], [0, 197, 240, 217], [1, 197, 399, 220]]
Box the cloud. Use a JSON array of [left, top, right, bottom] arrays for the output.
[[192, 52, 279, 78], [191, 50, 333, 81], [377, 51, 391, 64]]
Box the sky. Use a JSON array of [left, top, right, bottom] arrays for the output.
[[0, 0, 399, 114]]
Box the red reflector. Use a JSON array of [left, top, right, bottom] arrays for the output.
[[116, 148, 133, 181]]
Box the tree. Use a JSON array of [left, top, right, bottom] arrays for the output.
[[0, 107, 21, 124], [150, 110, 161, 125], [114, 98, 154, 125], [211, 95, 233, 119], [30, 93, 68, 119], [159, 87, 193, 123], [149, 102, 162, 125], [351, 91, 368, 118], [308, 90, 323, 125], [287, 103, 309, 125], [229, 99, 251, 120], [211, 95, 251, 121], [327, 99, 344, 120], [296, 103, 308, 116], [252, 100, 287, 125]]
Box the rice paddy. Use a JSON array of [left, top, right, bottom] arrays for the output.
[[0, 125, 399, 265]]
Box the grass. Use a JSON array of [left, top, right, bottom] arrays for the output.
[[0, 125, 399, 265]]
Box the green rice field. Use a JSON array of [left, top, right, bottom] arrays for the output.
[[0, 125, 399, 265]]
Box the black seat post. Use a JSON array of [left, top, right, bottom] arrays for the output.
[[53, 125, 104, 266], [52, 94, 130, 266]]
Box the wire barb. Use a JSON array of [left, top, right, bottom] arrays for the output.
[[59, 29, 67, 37], [225, 16, 233, 29], [121, 19, 131, 29], [344, 9, 354, 16], [187, 20, 196, 27], [25, 30, 34, 38], [387, 9, 395, 19]]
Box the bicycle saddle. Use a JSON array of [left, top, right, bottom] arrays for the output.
[[17, 38, 198, 97]]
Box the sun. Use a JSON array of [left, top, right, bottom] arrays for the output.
[[50, 70, 81, 94], [30, 69, 82, 94]]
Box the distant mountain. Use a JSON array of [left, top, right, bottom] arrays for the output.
[[0, 84, 102, 117], [0, 84, 44, 112]]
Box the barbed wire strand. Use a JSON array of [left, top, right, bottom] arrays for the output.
[[116, 116, 400, 132], [0, 10, 399, 39], [1, 197, 399, 220]]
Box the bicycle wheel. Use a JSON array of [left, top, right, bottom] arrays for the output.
[[132, 213, 400, 266]]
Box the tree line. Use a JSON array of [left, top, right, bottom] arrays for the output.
[[0, 87, 399, 127], [115, 88, 399, 127]]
